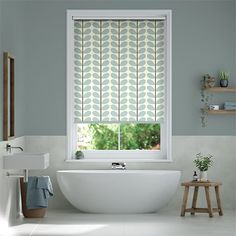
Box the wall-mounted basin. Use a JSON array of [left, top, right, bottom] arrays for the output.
[[3, 153, 49, 170]]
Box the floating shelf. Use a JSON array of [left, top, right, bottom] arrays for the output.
[[201, 86, 236, 120], [204, 87, 236, 92], [207, 110, 236, 115]]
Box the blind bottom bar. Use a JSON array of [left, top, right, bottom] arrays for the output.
[[74, 121, 164, 124], [73, 17, 166, 20]]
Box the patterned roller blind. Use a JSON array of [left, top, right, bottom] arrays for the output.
[[73, 20, 165, 123]]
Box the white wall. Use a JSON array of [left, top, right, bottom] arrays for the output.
[[27, 136, 236, 211], [0, 137, 25, 228]]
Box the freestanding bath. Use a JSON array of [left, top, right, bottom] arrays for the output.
[[57, 170, 181, 214]]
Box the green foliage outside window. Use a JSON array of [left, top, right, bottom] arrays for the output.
[[119, 124, 160, 150], [89, 124, 118, 150], [78, 123, 160, 150]]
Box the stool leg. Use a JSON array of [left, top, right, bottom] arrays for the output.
[[204, 186, 213, 217], [215, 186, 223, 216], [180, 186, 189, 216], [191, 186, 199, 215]]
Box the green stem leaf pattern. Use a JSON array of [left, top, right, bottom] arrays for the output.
[[73, 20, 165, 123]]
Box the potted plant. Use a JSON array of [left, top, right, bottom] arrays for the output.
[[193, 153, 213, 181], [202, 74, 215, 88], [75, 150, 84, 159], [219, 71, 229, 87]]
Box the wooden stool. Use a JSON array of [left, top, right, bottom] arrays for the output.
[[180, 181, 223, 218]]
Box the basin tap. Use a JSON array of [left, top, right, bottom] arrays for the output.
[[112, 162, 126, 170], [6, 144, 24, 153]]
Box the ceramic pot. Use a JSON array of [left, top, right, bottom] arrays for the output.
[[220, 79, 228, 87], [200, 171, 208, 181]]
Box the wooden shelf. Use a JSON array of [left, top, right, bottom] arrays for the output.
[[204, 87, 236, 92], [207, 110, 236, 115], [201, 86, 236, 119]]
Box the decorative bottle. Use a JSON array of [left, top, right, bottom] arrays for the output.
[[193, 171, 198, 181]]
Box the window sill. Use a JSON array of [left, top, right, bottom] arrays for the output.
[[65, 159, 173, 163]]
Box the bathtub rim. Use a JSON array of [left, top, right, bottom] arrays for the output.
[[64, 159, 173, 163], [57, 169, 181, 174]]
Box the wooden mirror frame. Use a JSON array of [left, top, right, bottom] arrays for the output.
[[3, 52, 15, 140]]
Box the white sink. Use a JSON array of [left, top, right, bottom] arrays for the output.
[[3, 153, 50, 170]]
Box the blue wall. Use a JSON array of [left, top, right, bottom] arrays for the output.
[[0, 0, 235, 139], [0, 1, 2, 140], [1, 2, 26, 139]]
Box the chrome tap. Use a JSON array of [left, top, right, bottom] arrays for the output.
[[111, 162, 126, 170], [6, 143, 24, 152]]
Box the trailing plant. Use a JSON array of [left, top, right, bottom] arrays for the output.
[[219, 71, 229, 80], [200, 75, 213, 127], [193, 153, 213, 171]]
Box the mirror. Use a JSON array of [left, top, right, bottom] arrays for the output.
[[3, 52, 15, 140]]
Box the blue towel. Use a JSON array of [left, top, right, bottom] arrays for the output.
[[224, 102, 236, 107], [26, 176, 53, 209]]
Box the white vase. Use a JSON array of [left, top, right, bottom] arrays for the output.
[[200, 171, 208, 181]]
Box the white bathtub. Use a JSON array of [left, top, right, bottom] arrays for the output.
[[57, 170, 181, 214]]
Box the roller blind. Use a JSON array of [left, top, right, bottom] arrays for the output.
[[73, 20, 165, 123]]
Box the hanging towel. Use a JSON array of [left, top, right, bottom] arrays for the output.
[[26, 176, 53, 209]]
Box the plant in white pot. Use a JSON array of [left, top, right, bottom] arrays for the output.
[[193, 153, 213, 181]]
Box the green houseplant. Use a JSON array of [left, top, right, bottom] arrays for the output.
[[75, 150, 84, 159], [219, 71, 229, 87], [193, 153, 213, 181]]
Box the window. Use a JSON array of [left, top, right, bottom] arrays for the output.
[[67, 10, 172, 161], [77, 123, 160, 150]]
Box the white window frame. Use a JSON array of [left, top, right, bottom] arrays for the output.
[[67, 10, 172, 162]]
